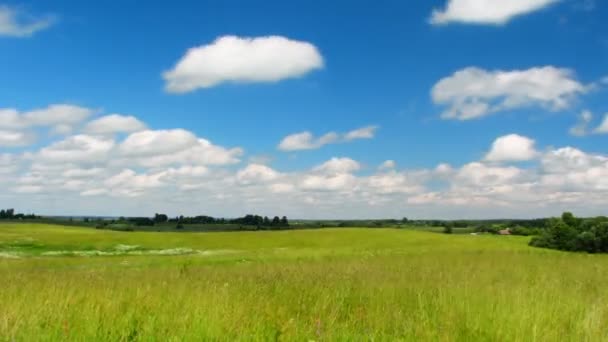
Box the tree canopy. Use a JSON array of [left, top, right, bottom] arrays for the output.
[[530, 212, 608, 253]]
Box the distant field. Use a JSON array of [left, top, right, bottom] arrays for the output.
[[1, 223, 607, 340]]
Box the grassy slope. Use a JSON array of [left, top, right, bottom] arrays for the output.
[[1, 223, 607, 341]]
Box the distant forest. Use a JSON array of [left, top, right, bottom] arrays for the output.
[[2, 208, 608, 252]]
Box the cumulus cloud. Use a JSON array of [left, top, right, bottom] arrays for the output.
[[432, 66, 587, 120], [36, 134, 115, 164], [313, 157, 361, 174], [278, 125, 378, 151], [300, 173, 357, 192], [0, 104, 94, 141], [485, 134, 539, 162], [540, 147, 608, 191], [121, 135, 243, 168], [0, 5, 55, 37], [119, 129, 198, 157], [84, 114, 147, 135], [7, 116, 608, 219], [367, 171, 425, 194], [237, 164, 280, 185], [430, 0, 559, 25], [105, 169, 164, 191], [163, 35, 324, 93], [455, 162, 526, 187]]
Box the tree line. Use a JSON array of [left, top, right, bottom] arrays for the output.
[[120, 213, 290, 228], [0, 209, 37, 220], [530, 212, 608, 253]]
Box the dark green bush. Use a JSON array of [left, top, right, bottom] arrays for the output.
[[530, 213, 608, 253]]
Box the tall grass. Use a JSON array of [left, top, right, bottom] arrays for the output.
[[1, 223, 607, 340]]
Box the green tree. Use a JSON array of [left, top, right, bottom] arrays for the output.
[[443, 223, 453, 234], [272, 216, 281, 226]]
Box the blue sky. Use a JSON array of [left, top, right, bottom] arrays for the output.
[[1, 0, 607, 218]]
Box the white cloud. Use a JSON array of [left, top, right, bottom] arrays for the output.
[[278, 131, 338, 151], [278, 125, 378, 151], [0, 154, 18, 175], [367, 171, 425, 194], [0, 5, 55, 37], [313, 157, 361, 174], [432, 66, 587, 120], [300, 173, 357, 192], [344, 125, 378, 141], [104, 169, 164, 197], [62, 168, 105, 178], [485, 134, 539, 162], [569, 110, 593, 136], [269, 183, 295, 194], [430, 0, 559, 25], [23, 104, 92, 127], [541, 147, 607, 174], [37, 135, 115, 164], [594, 113, 608, 134], [119, 129, 198, 157], [540, 147, 608, 191], [237, 164, 280, 185], [0, 130, 33, 147], [455, 162, 525, 187], [379, 160, 396, 170], [163, 35, 324, 93], [434, 163, 454, 177], [84, 114, 147, 135], [122, 136, 243, 168], [8, 121, 608, 219], [0, 104, 94, 140], [0, 109, 23, 129]]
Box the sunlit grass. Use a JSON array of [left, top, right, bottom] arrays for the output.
[[1, 223, 607, 340]]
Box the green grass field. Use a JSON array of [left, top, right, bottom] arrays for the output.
[[1, 223, 607, 341]]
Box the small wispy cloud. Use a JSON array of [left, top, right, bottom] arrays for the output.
[[278, 125, 379, 151], [0, 5, 56, 38]]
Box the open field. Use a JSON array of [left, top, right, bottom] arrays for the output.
[[1, 223, 607, 341]]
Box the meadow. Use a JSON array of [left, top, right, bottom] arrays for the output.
[[1, 223, 607, 341]]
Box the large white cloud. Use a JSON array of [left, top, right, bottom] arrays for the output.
[[0, 5, 55, 37], [163, 35, 324, 93], [7, 111, 608, 219], [432, 66, 587, 120], [278, 126, 378, 151], [430, 0, 559, 25], [485, 134, 539, 162]]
